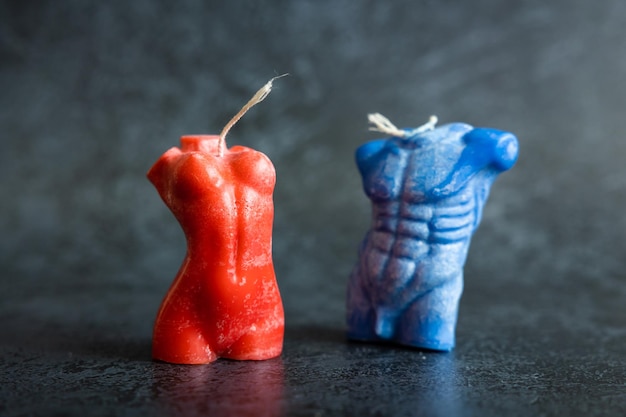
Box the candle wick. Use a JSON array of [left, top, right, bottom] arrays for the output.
[[412, 115, 439, 134], [367, 113, 407, 138], [218, 73, 289, 156], [368, 113, 439, 138]]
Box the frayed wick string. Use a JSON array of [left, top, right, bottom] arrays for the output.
[[368, 113, 406, 137], [368, 113, 438, 138], [218, 73, 289, 156]]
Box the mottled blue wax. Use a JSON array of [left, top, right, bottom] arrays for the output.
[[347, 123, 518, 351]]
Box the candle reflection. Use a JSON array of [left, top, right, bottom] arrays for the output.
[[151, 358, 284, 417], [415, 351, 462, 416], [341, 344, 462, 416]]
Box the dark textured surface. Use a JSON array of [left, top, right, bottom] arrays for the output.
[[1, 1, 625, 416]]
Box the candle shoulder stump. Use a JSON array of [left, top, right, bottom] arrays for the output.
[[347, 119, 518, 351], [148, 135, 284, 364]]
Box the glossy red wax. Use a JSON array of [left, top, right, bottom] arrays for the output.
[[147, 135, 284, 364]]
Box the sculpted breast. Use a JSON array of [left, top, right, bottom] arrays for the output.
[[169, 153, 226, 203], [358, 143, 406, 202], [229, 146, 276, 194]]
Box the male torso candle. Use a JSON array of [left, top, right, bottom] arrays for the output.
[[347, 114, 518, 351], [147, 78, 285, 364]]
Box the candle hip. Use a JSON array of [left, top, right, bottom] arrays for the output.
[[347, 115, 518, 351]]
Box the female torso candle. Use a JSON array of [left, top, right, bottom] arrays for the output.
[[148, 78, 285, 364], [347, 114, 518, 351]]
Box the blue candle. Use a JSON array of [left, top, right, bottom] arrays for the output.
[[347, 114, 518, 351]]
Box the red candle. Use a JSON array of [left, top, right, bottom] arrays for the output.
[[147, 78, 285, 364]]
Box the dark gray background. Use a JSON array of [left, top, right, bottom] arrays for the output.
[[1, 0, 625, 416]]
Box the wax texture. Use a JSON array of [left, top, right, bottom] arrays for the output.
[[347, 123, 518, 351], [148, 135, 284, 364]]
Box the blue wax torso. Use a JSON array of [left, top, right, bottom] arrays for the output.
[[347, 123, 518, 351]]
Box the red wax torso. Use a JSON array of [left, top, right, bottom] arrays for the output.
[[147, 135, 284, 364]]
